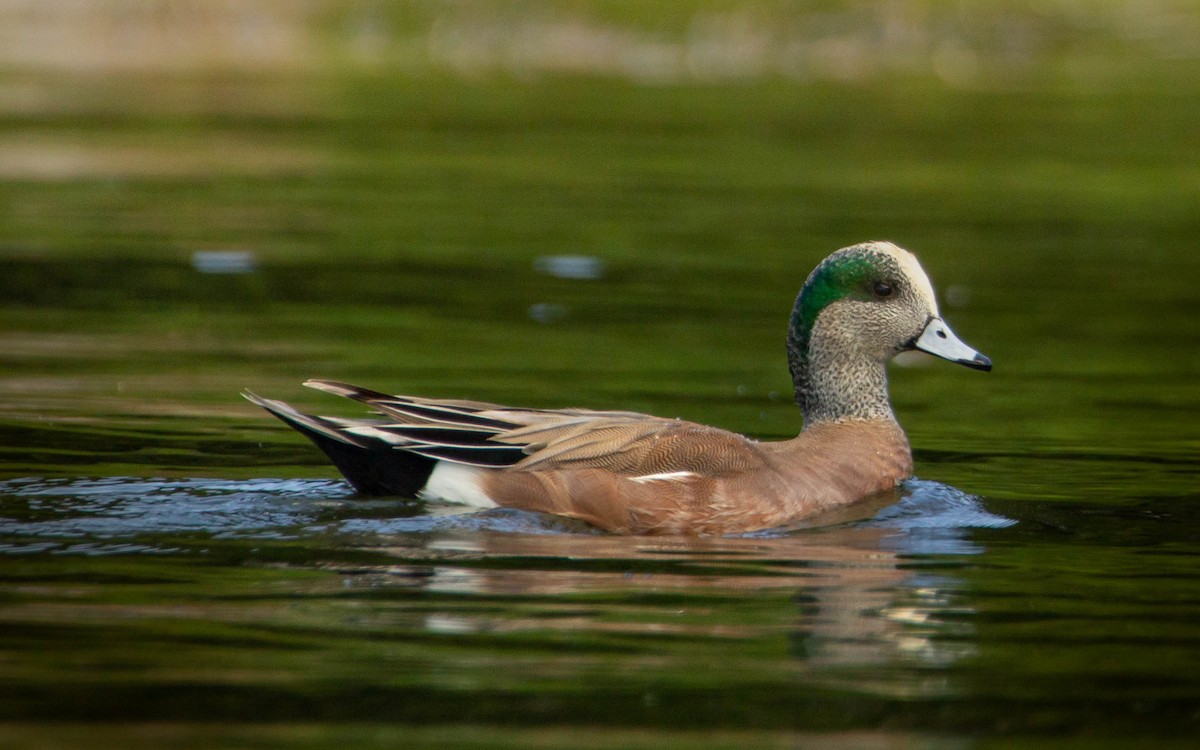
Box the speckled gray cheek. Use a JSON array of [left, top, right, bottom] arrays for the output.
[[792, 300, 897, 425]]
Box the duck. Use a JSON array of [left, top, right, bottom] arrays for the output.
[[245, 241, 990, 535]]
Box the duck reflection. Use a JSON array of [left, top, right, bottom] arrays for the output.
[[332, 480, 1012, 696]]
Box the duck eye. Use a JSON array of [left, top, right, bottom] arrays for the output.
[[872, 281, 894, 298]]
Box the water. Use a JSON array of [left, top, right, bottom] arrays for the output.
[[3, 5, 1200, 747]]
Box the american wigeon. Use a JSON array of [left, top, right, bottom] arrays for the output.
[[245, 241, 990, 535]]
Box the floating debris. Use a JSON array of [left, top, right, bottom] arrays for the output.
[[192, 250, 257, 274], [533, 255, 606, 280], [528, 302, 569, 323]]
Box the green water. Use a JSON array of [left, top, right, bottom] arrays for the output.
[[2, 12, 1200, 748]]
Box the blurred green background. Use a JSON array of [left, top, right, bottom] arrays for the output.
[[2, 3, 1200, 749], [2, 0, 1196, 477]]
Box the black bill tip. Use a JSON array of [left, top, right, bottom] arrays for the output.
[[962, 353, 993, 372]]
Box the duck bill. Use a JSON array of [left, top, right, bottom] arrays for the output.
[[912, 317, 992, 371]]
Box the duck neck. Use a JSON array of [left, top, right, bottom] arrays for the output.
[[787, 329, 897, 427]]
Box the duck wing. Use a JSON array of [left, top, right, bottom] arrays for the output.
[[300, 379, 763, 477]]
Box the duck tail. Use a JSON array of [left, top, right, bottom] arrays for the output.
[[242, 391, 435, 497]]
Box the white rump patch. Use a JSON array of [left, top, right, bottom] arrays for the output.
[[629, 471, 698, 484], [418, 462, 497, 508]]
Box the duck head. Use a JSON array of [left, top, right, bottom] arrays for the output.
[[787, 241, 990, 425]]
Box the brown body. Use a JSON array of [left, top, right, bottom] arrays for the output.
[[483, 420, 911, 535]]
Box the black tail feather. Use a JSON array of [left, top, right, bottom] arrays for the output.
[[300, 427, 435, 497], [246, 390, 434, 497], [408, 443, 527, 467]]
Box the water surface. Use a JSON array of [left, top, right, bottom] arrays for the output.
[[2, 5, 1199, 748]]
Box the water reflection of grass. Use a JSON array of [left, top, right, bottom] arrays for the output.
[[3, 1, 1197, 82]]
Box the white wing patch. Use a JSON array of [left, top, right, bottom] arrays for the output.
[[419, 463, 498, 508], [629, 471, 699, 484]]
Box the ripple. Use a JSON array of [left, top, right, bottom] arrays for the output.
[[0, 475, 1013, 556], [0, 476, 357, 551], [865, 479, 1015, 556], [873, 479, 1015, 530]]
